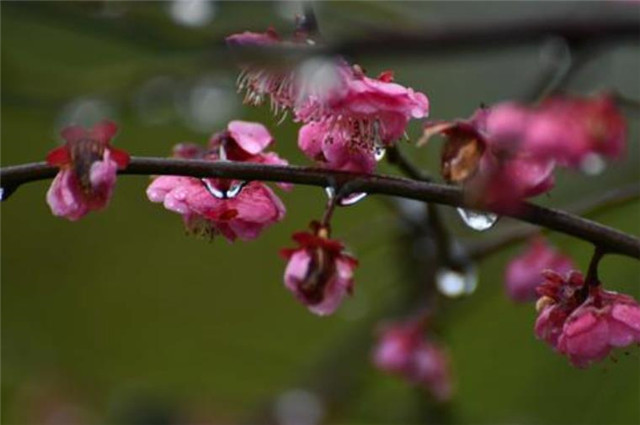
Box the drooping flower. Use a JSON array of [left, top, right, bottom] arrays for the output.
[[280, 222, 358, 316], [420, 105, 555, 212], [45, 120, 130, 221], [296, 67, 429, 172], [524, 94, 626, 170], [146, 121, 288, 241], [226, 27, 310, 112], [504, 237, 575, 303], [535, 270, 640, 367], [373, 318, 453, 401]]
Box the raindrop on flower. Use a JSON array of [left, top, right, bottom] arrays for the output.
[[436, 267, 478, 298], [580, 153, 606, 176], [456, 208, 498, 231], [274, 388, 325, 425], [338, 192, 368, 206]]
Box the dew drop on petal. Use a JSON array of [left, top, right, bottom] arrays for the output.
[[456, 208, 498, 231], [436, 267, 478, 298], [274, 389, 325, 425], [338, 192, 368, 206], [580, 153, 606, 176]]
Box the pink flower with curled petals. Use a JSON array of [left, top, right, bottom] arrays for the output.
[[280, 222, 358, 316], [421, 106, 555, 212], [45, 120, 129, 221], [524, 94, 626, 168], [146, 121, 288, 241], [504, 237, 575, 303], [534, 270, 640, 367], [373, 318, 453, 401]]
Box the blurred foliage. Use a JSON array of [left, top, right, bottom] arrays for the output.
[[1, 1, 639, 424]]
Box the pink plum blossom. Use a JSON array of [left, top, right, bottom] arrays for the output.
[[146, 121, 288, 241], [524, 94, 626, 168], [280, 222, 358, 316], [373, 319, 453, 401], [421, 106, 555, 212], [296, 67, 429, 172], [45, 120, 129, 221], [504, 237, 575, 302], [535, 270, 640, 368]]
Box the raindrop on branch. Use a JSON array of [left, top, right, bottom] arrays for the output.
[[456, 208, 498, 231], [338, 192, 368, 206], [324, 186, 336, 200], [225, 181, 246, 198]]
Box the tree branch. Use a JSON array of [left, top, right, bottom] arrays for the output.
[[231, 15, 639, 62], [1, 158, 639, 259], [467, 182, 640, 260]]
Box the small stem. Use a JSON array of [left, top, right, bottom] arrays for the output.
[[585, 246, 606, 287], [321, 189, 339, 228]]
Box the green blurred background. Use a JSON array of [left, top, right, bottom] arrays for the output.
[[2, 1, 639, 424]]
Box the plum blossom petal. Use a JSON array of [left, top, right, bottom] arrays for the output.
[[505, 237, 575, 303]]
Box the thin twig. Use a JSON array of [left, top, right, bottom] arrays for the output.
[[1, 158, 639, 259]]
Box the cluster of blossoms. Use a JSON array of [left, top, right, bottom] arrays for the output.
[[535, 270, 640, 367], [226, 28, 429, 174], [420, 94, 625, 212], [372, 317, 453, 401], [39, 16, 639, 399]]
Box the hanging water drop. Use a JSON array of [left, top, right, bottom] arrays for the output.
[[324, 186, 336, 200], [225, 181, 246, 198], [202, 179, 225, 199], [338, 192, 368, 206], [580, 153, 606, 176], [436, 267, 478, 298], [0, 186, 17, 202], [373, 145, 386, 161], [456, 208, 498, 231]]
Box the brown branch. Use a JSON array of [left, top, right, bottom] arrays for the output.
[[230, 15, 639, 63], [467, 182, 640, 260], [1, 158, 639, 259]]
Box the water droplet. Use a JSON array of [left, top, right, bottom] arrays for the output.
[[0, 186, 17, 202], [456, 208, 498, 231], [202, 179, 225, 199], [373, 145, 386, 161], [338, 192, 368, 206], [436, 267, 478, 298], [274, 389, 325, 425], [169, 0, 216, 28], [225, 181, 245, 198], [580, 153, 606, 176], [324, 186, 336, 200]]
